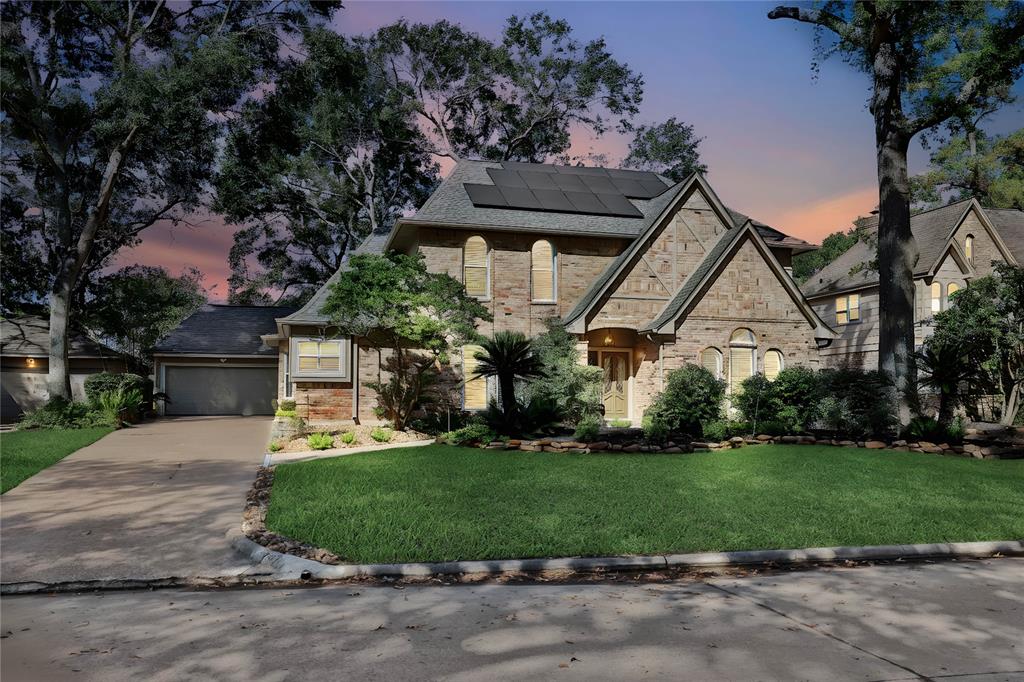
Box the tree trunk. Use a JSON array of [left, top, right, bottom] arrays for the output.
[[46, 287, 74, 400], [499, 374, 517, 420], [875, 132, 919, 425]]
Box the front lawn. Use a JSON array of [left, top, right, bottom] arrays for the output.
[[0, 427, 113, 493], [266, 444, 1024, 564]]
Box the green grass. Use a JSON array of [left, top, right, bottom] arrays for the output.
[[1, 427, 113, 493], [266, 444, 1024, 564]]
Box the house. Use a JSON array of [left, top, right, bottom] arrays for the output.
[[265, 160, 835, 425], [152, 304, 295, 416], [0, 315, 129, 423], [801, 199, 1024, 369]]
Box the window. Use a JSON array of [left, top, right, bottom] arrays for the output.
[[462, 344, 487, 410], [283, 351, 293, 398], [729, 329, 756, 395], [946, 282, 960, 306], [764, 349, 784, 381], [931, 282, 942, 313], [291, 337, 347, 379], [835, 293, 860, 325], [700, 347, 723, 379], [531, 240, 556, 301], [463, 236, 490, 298], [964, 235, 974, 264]]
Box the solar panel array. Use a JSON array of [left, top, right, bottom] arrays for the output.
[[463, 162, 670, 218]]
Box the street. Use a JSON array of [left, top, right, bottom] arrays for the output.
[[3, 558, 1021, 681]]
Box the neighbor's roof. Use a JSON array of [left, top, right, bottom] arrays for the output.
[[0, 315, 119, 358], [801, 200, 1024, 299], [153, 304, 297, 356]]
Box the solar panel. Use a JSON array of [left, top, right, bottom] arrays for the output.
[[596, 192, 643, 217], [581, 175, 618, 194], [497, 186, 542, 210], [553, 165, 608, 176], [519, 171, 558, 190], [532, 189, 576, 213], [486, 169, 528, 188], [464, 183, 508, 208], [565, 191, 613, 214], [611, 178, 647, 197], [552, 174, 589, 192]]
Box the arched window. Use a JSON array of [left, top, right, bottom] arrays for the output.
[[463, 236, 490, 298], [531, 240, 556, 301], [700, 347, 723, 379], [946, 282, 960, 306], [764, 349, 784, 381], [930, 282, 942, 313], [729, 329, 756, 394], [964, 235, 974, 264]]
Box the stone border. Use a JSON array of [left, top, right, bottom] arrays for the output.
[[266, 438, 435, 465]]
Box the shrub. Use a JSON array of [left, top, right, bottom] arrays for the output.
[[528, 321, 603, 425], [370, 426, 393, 443], [702, 419, 753, 442], [641, 413, 670, 443], [573, 414, 602, 442], [734, 367, 820, 433], [815, 368, 896, 438], [96, 387, 144, 424], [441, 422, 497, 446], [480, 396, 563, 437], [268, 441, 283, 453], [306, 432, 334, 450], [947, 415, 966, 442], [277, 399, 296, 411], [84, 372, 149, 404], [18, 397, 112, 430], [643, 364, 726, 440], [339, 430, 357, 445], [367, 356, 438, 431], [275, 409, 297, 418], [609, 418, 632, 428]]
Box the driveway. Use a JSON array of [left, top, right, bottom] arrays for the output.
[[2, 558, 1021, 681], [0, 417, 270, 585]]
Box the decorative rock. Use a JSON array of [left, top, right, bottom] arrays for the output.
[[691, 442, 713, 449], [756, 434, 773, 441], [780, 435, 799, 443], [507, 440, 522, 447], [744, 439, 762, 445], [663, 446, 683, 453], [839, 440, 856, 447], [892, 439, 907, 447], [693, 447, 710, 452], [623, 444, 642, 453], [864, 441, 886, 449], [567, 448, 589, 454], [519, 445, 542, 452], [937, 443, 951, 451], [729, 436, 745, 447], [610, 444, 623, 451], [918, 441, 936, 449], [562, 442, 585, 449], [800, 435, 816, 444], [891, 446, 909, 452], [589, 441, 610, 451]]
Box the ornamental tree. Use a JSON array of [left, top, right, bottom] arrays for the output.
[[769, 1, 1024, 423]]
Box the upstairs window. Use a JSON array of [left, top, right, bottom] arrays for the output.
[[700, 347, 723, 379], [931, 282, 942, 313], [835, 293, 860, 325], [964, 235, 974, 264], [463, 236, 491, 298], [729, 329, 756, 395], [531, 240, 556, 302], [764, 349, 784, 381]]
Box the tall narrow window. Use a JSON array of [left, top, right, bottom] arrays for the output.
[[946, 282, 960, 306], [283, 351, 293, 398], [463, 236, 490, 298], [729, 329, 756, 395], [931, 282, 942, 313], [964, 235, 974, 264], [835, 294, 860, 325], [462, 344, 487, 410], [531, 240, 556, 301], [764, 349, 784, 380], [700, 347, 723, 379]]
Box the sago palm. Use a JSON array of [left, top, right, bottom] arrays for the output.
[[473, 331, 545, 420]]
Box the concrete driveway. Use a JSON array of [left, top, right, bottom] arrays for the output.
[[0, 417, 270, 585]]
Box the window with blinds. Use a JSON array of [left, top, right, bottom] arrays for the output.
[[836, 293, 860, 324], [764, 349, 783, 380], [964, 235, 974, 263], [931, 282, 942, 313], [728, 329, 756, 395], [297, 340, 342, 371], [462, 344, 487, 410], [464, 236, 490, 298], [700, 347, 722, 379], [531, 240, 556, 301]]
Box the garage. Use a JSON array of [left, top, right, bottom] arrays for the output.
[[164, 366, 277, 416]]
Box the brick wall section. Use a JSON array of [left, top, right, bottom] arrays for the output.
[[295, 382, 353, 422]]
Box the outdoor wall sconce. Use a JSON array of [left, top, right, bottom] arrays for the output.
[[603, 334, 614, 346], [26, 357, 36, 367]]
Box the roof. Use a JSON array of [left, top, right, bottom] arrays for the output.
[[0, 315, 120, 358], [153, 304, 297, 356], [801, 201, 1024, 299], [728, 209, 817, 255]]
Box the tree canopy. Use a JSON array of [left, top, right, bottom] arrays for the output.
[[622, 117, 707, 183], [912, 128, 1024, 210]]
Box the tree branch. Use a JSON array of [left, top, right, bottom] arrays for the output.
[[767, 5, 857, 39]]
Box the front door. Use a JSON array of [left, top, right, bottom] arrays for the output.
[[592, 350, 630, 420]]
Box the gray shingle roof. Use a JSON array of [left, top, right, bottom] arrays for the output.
[[154, 304, 297, 356], [799, 200, 1021, 299], [0, 315, 118, 357]]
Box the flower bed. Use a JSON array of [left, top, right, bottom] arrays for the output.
[[273, 424, 431, 453]]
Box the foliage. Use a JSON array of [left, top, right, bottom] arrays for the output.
[[527, 321, 603, 426], [479, 396, 563, 438], [643, 364, 726, 440], [340, 431, 357, 445], [472, 332, 545, 423], [440, 422, 498, 446], [572, 415, 602, 443], [1, 427, 113, 493], [915, 339, 981, 423], [275, 409, 298, 418], [370, 427, 394, 443], [622, 117, 707, 182], [278, 399, 297, 411], [609, 418, 633, 429], [912, 128, 1024, 210], [216, 28, 437, 304], [84, 373, 149, 404], [96, 388, 144, 425], [791, 220, 867, 283], [17, 398, 113, 430], [930, 264, 1024, 425], [902, 416, 963, 444], [306, 432, 335, 451], [268, 441, 284, 453], [84, 266, 206, 367], [0, 0, 337, 396], [814, 368, 896, 439], [372, 12, 643, 162], [734, 366, 820, 433], [324, 253, 489, 430]]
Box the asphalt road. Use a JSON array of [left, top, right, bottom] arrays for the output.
[[2, 558, 1021, 681]]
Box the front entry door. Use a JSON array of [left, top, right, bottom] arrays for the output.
[[596, 350, 630, 419]]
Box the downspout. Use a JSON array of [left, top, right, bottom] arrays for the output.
[[352, 338, 359, 423]]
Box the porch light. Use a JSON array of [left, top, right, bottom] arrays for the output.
[[26, 358, 36, 368], [603, 334, 613, 346]]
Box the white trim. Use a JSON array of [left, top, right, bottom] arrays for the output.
[[152, 353, 277, 359]]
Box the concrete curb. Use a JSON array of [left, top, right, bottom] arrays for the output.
[[265, 439, 435, 466], [228, 527, 1024, 580]]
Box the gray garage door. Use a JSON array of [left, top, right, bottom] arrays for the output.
[[164, 366, 277, 416]]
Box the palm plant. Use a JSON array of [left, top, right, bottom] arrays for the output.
[[473, 331, 545, 421], [916, 340, 980, 423]]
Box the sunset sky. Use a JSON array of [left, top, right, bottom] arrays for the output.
[[116, 1, 1024, 300]]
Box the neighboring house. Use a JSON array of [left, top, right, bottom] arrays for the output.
[[153, 304, 295, 416], [801, 199, 1024, 369], [265, 160, 834, 425], [0, 315, 128, 423]]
